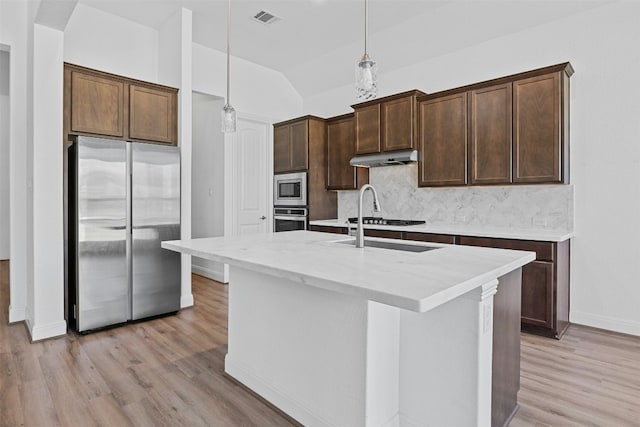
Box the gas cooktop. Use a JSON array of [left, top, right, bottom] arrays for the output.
[[347, 217, 426, 226]]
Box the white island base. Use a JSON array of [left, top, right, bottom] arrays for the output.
[[225, 266, 499, 427]]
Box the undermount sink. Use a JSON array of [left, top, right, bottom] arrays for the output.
[[333, 238, 440, 253]]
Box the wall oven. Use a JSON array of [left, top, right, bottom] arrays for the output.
[[274, 172, 307, 207], [274, 207, 307, 232]]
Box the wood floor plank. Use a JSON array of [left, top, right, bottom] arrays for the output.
[[85, 393, 135, 427], [19, 378, 62, 427], [1, 260, 640, 426], [0, 352, 26, 427]]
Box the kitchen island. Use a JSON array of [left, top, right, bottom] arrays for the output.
[[162, 231, 534, 427]]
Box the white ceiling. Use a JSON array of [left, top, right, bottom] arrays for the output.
[[77, 0, 608, 97]]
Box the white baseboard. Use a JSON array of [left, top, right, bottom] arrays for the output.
[[180, 293, 194, 309], [27, 318, 67, 341], [571, 311, 640, 337], [225, 355, 338, 427], [8, 305, 26, 323], [192, 263, 227, 283]]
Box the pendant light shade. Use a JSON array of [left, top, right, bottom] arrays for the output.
[[222, 0, 237, 133], [221, 103, 236, 133], [355, 0, 377, 100]]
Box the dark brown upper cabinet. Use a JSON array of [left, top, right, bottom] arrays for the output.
[[65, 63, 178, 145], [273, 117, 314, 173], [273, 125, 291, 173], [352, 90, 425, 155], [418, 92, 468, 187], [289, 120, 310, 172], [418, 62, 573, 187], [419, 83, 511, 187], [513, 70, 570, 183], [129, 84, 177, 144], [326, 113, 369, 190], [354, 103, 380, 154], [469, 83, 513, 185], [70, 71, 125, 138]]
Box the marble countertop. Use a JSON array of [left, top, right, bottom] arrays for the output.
[[309, 219, 573, 242], [162, 231, 534, 313]]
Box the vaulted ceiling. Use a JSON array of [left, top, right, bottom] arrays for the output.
[[78, 0, 608, 97]]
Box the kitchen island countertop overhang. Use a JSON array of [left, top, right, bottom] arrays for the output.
[[162, 230, 535, 313]]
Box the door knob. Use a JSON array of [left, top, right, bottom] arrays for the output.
[[260, 216, 267, 220]]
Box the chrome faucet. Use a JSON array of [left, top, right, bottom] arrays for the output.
[[356, 184, 381, 248]]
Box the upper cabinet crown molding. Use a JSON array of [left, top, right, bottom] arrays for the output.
[[64, 62, 178, 146], [273, 115, 325, 128], [416, 62, 573, 103], [350, 89, 427, 110]]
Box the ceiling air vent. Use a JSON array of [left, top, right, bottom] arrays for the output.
[[252, 10, 280, 25]]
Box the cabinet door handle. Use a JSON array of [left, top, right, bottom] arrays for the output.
[[260, 216, 267, 220]]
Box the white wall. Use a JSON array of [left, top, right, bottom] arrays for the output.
[[192, 42, 303, 123], [30, 23, 66, 340], [0, 50, 9, 260], [305, 2, 640, 336], [0, 0, 30, 323], [64, 3, 158, 82], [191, 93, 226, 281], [157, 8, 194, 309]]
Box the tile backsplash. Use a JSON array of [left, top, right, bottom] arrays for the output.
[[337, 164, 573, 232]]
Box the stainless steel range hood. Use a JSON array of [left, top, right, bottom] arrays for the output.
[[349, 149, 418, 168]]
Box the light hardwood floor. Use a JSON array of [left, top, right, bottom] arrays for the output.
[[1, 260, 639, 426]]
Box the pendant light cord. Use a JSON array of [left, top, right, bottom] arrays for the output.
[[226, 0, 231, 104], [364, 0, 368, 55]]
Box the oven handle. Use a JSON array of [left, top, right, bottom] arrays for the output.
[[274, 215, 307, 221]]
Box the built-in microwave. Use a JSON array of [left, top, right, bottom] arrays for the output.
[[274, 172, 307, 207]]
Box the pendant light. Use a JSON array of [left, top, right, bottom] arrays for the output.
[[221, 0, 237, 133], [355, 0, 377, 101]]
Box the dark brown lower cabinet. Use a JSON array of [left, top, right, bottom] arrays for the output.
[[309, 225, 570, 339], [363, 229, 403, 239], [492, 268, 522, 427], [307, 225, 402, 240], [521, 261, 554, 329], [458, 236, 570, 339], [403, 231, 456, 244], [308, 225, 348, 234]]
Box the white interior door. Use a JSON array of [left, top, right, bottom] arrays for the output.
[[232, 116, 270, 236]]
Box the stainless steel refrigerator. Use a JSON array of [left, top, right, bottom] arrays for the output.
[[68, 136, 181, 332]]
